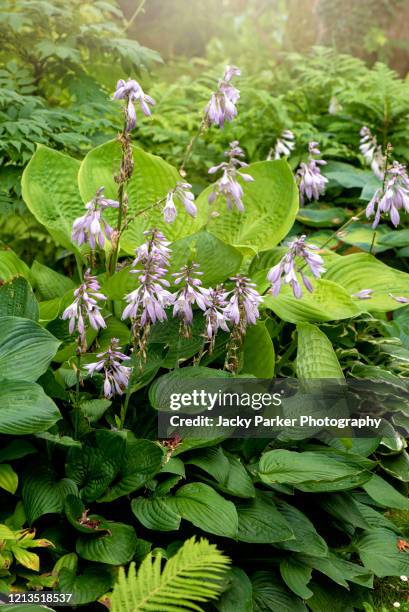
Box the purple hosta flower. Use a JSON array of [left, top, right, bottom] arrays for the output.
[[208, 140, 254, 212], [72, 186, 119, 249], [113, 79, 155, 132], [85, 338, 132, 398], [296, 142, 328, 205], [366, 161, 409, 228], [201, 285, 229, 353], [351, 289, 373, 300], [272, 130, 295, 160], [389, 293, 409, 304], [163, 182, 197, 224], [172, 262, 207, 338], [359, 126, 385, 179], [122, 230, 174, 341], [62, 271, 107, 351], [267, 235, 325, 299], [205, 65, 240, 128]]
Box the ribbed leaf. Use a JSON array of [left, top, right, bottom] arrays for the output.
[[236, 490, 293, 543], [280, 558, 313, 599], [76, 522, 137, 565], [110, 536, 230, 612], [241, 321, 275, 377], [0, 380, 61, 435], [252, 571, 307, 612], [0, 249, 31, 282], [0, 316, 60, 381], [0, 464, 18, 494], [355, 527, 409, 577], [0, 277, 38, 320], [363, 473, 409, 509], [131, 496, 181, 531], [31, 260, 75, 300], [216, 567, 253, 612], [58, 565, 113, 606], [297, 323, 344, 378]]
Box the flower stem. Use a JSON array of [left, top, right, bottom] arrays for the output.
[[73, 349, 81, 439], [178, 118, 207, 176]]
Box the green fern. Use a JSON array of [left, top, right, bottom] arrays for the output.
[[110, 537, 230, 612]]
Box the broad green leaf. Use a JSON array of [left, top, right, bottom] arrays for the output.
[[0, 380, 61, 435], [186, 448, 255, 498], [363, 473, 409, 509], [0, 316, 60, 381], [80, 399, 111, 423], [297, 322, 344, 378], [0, 464, 18, 494], [381, 451, 409, 482], [379, 228, 409, 247], [263, 279, 359, 324], [0, 249, 31, 282], [241, 320, 275, 377], [324, 253, 409, 311], [174, 482, 238, 538], [259, 450, 362, 485], [22, 462, 78, 524], [77, 140, 199, 253], [236, 490, 293, 543], [216, 567, 253, 612], [0, 440, 36, 462], [131, 496, 181, 531], [31, 260, 75, 300], [337, 222, 390, 253], [21, 145, 83, 248], [64, 495, 110, 534], [306, 581, 356, 612], [76, 522, 137, 565], [196, 160, 299, 254], [320, 493, 370, 529], [296, 205, 347, 227], [149, 314, 208, 368], [280, 558, 313, 599], [58, 565, 113, 606], [0, 277, 39, 320], [252, 571, 307, 612], [185, 447, 230, 483], [355, 527, 409, 577], [323, 161, 372, 189]]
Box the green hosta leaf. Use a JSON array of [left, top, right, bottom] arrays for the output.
[[131, 496, 181, 531], [0, 464, 18, 494], [355, 527, 409, 577], [0, 249, 31, 282], [80, 399, 111, 423], [186, 448, 255, 498], [21, 145, 83, 248], [22, 462, 78, 525], [216, 567, 253, 612], [236, 490, 293, 543], [337, 222, 390, 253], [0, 380, 61, 435], [241, 320, 275, 377], [379, 229, 409, 247], [263, 280, 359, 324], [0, 277, 39, 320], [31, 260, 75, 300], [363, 473, 409, 509], [98, 437, 164, 502], [259, 450, 361, 485], [65, 495, 110, 534], [149, 314, 207, 368], [252, 571, 307, 612], [297, 322, 344, 378], [78, 140, 200, 252], [174, 482, 238, 538], [58, 565, 113, 606], [296, 205, 347, 227], [324, 253, 409, 311], [381, 451, 409, 482], [0, 316, 60, 381], [66, 430, 126, 502], [0, 440, 36, 462], [280, 558, 313, 599], [169, 231, 242, 285], [320, 492, 370, 529], [76, 522, 137, 565], [323, 161, 372, 189], [196, 160, 298, 255]]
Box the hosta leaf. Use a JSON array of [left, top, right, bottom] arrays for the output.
[[362, 473, 409, 509], [263, 280, 359, 324], [0, 277, 39, 320], [0, 380, 61, 435], [0, 464, 18, 494], [196, 160, 298, 255], [0, 316, 60, 381], [252, 571, 307, 612], [324, 253, 409, 311], [80, 399, 111, 423], [64, 495, 110, 534], [22, 462, 78, 525], [58, 565, 113, 606], [280, 558, 313, 599], [186, 449, 255, 499], [297, 322, 344, 378], [296, 205, 347, 227], [381, 451, 409, 482], [77, 140, 200, 252], [236, 490, 293, 543], [76, 522, 137, 565], [0, 439, 36, 462], [0, 249, 31, 282], [31, 260, 75, 300], [11, 547, 40, 571], [241, 320, 275, 377], [323, 161, 372, 189], [131, 496, 181, 531], [216, 567, 253, 612], [337, 222, 390, 253], [355, 527, 409, 577], [21, 145, 83, 248]]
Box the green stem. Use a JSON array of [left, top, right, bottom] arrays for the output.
[[178, 118, 207, 176], [120, 385, 132, 429], [123, 0, 146, 31], [74, 350, 81, 439]]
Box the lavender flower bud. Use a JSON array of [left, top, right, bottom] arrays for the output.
[[359, 126, 385, 179], [389, 293, 409, 304], [172, 262, 207, 338], [224, 275, 262, 332], [72, 186, 119, 249], [269, 129, 295, 160], [296, 142, 328, 205], [163, 182, 197, 224], [351, 289, 373, 299], [267, 235, 326, 298], [208, 140, 254, 212], [205, 66, 240, 128], [366, 161, 409, 228], [201, 285, 229, 353], [85, 338, 132, 398], [62, 270, 107, 351], [113, 79, 155, 132]]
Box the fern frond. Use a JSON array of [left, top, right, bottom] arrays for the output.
[[111, 536, 230, 612]]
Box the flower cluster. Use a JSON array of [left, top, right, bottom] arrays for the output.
[[296, 142, 328, 205], [113, 79, 155, 132], [271, 129, 295, 160], [62, 271, 107, 351], [359, 126, 385, 179], [72, 187, 119, 249], [205, 66, 240, 128], [202, 285, 229, 353], [85, 338, 132, 398], [267, 235, 325, 298], [163, 182, 197, 223], [366, 161, 409, 228], [208, 141, 254, 212], [172, 262, 207, 338]]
